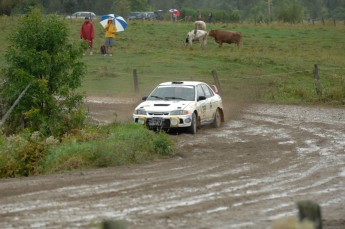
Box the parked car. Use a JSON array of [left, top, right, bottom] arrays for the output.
[[128, 12, 156, 20], [154, 10, 164, 20], [145, 12, 156, 20], [66, 12, 97, 19], [133, 81, 224, 134], [128, 12, 142, 20]]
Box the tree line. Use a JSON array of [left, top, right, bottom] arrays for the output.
[[1, 0, 345, 23]]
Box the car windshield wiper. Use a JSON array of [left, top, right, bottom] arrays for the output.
[[149, 95, 164, 100], [164, 96, 185, 100]]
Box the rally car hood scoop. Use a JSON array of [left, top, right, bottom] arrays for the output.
[[137, 100, 190, 111], [154, 104, 170, 106]]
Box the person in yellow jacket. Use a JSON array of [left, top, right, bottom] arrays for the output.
[[104, 17, 117, 56]]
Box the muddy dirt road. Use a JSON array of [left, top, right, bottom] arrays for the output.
[[0, 99, 345, 229]]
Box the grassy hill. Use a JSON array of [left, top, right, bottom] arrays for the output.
[[1, 16, 345, 104]]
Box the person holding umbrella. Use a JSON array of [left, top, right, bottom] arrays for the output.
[[104, 17, 117, 56], [80, 17, 94, 55]]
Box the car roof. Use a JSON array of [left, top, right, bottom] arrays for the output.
[[158, 81, 206, 86], [73, 11, 95, 14]]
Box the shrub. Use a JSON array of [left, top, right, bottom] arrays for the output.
[[40, 123, 175, 174]]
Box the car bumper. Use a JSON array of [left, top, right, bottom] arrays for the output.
[[133, 114, 193, 129]]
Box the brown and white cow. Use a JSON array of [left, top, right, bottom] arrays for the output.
[[208, 30, 242, 48]]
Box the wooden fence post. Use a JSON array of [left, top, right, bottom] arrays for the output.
[[211, 70, 222, 94], [313, 64, 322, 97], [133, 69, 139, 94], [297, 200, 322, 229]]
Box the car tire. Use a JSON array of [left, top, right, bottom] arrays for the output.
[[213, 108, 222, 128], [188, 112, 197, 134]]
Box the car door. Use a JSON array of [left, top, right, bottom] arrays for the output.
[[201, 84, 217, 122], [196, 85, 207, 122]]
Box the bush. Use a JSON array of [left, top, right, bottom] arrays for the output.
[[40, 123, 175, 174], [0, 131, 58, 177], [0, 124, 175, 178]]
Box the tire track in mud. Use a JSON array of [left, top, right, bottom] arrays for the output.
[[0, 104, 344, 229], [165, 104, 345, 228]]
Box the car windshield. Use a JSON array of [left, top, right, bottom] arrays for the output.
[[129, 12, 140, 17], [148, 86, 195, 101]]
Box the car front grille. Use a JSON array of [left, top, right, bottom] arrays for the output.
[[148, 112, 169, 115]]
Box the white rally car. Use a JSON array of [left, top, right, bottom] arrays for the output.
[[133, 81, 224, 134]]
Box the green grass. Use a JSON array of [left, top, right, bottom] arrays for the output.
[[2, 17, 345, 104], [81, 20, 345, 104]]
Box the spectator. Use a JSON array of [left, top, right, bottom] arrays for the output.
[[104, 17, 117, 56], [172, 12, 177, 23], [80, 17, 94, 55], [208, 12, 213, 23], [197, 12, 203, 21]]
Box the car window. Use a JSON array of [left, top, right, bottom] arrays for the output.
[[148, 87, 167, 100], [175, 86, 195, 101], [201, 84, 214, 98], [197, 85, 206, 98], [148, 86, 195, 101]]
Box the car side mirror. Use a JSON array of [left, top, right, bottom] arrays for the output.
[[197, 95, 206, 101], [142, 96, 148, 101]]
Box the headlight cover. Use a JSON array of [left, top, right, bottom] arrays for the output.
[[170, 110, 189, 115], [135, 109, 147, 115]]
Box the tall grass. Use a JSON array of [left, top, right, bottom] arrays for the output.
[[0, 124, 174, 177]]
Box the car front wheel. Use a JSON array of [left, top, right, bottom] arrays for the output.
[[187, 112, 197, 134]]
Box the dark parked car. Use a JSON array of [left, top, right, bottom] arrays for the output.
[[128, 12, 156, 21], [145, 12, 156, 20], [128, 12, 141, 20]]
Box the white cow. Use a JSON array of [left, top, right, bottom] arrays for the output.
[[185, 30, 208, 48], [194, 20, 207, 31]]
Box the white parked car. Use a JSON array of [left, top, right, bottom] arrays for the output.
[[66, 12, 97, 19], [133, 81, 224, 134]]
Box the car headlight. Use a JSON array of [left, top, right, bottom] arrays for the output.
[[170, 110, 189, 115], [135, 109, 147, 115], [137, 116, 146, 124], [170, 117, 179, 126]]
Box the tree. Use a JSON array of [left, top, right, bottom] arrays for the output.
[[0, 0, 20, 15], [1, 8, 86, 136], [275, 0, 304, 23], [113, 0, 130, 17], [129, 0, 149, 11], [249, 0, 267, 24]]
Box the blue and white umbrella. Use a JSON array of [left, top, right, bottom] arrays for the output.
[[100, 14, 127, 32]]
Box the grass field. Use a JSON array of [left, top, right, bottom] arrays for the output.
[[1, 16, 345, 104]]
